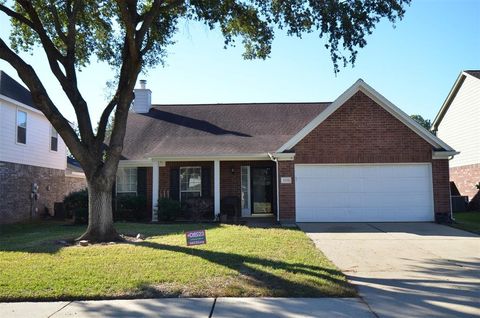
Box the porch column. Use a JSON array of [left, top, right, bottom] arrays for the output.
[[152, 160, 159, 222], [214, 160, 221, 216]]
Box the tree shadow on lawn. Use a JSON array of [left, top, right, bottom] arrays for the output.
[[0, 223, 220, 254], [131, 240, 355, 298]]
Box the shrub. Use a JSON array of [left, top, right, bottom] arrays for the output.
[[158, 198, 181, 221], [63, 189, 88, 224], [183, 197, 214, 221], [115, 194, 147, 221]]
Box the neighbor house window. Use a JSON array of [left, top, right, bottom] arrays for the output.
[[50, 125, 58, 151], [116, 167, 137, 193], [16, 110, 27, 144], [180, 167, 201, 201]]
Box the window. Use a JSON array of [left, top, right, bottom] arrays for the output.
[[180, 167, 201, 201], [116, 168, 137, 193], [50, 125, 58, 151], [241, 166, 251, 213], [16, 110, 27, 144]]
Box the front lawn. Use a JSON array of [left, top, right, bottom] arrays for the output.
[[0, 222, 354, 301], [452, 211, 480, 234]]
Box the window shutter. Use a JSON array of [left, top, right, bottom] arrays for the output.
[[170, 168, 180, 201], [201, 167, 211, 198], [137, 167, 147, 197]]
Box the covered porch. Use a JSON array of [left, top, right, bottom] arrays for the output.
[[117, 154, 294, 223]]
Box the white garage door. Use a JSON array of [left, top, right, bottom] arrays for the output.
[[295, 164, 434, 222]]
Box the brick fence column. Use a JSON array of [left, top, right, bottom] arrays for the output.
[[278, 161, 295, 223]]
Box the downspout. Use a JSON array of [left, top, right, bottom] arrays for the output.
[[448, 155, 455, 222], [268, 153, 281, 223]]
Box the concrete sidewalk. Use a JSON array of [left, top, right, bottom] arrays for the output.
[[0, 297, 374, 318]]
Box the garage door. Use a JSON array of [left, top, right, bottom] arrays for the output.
[[295, 164, 434, 222]]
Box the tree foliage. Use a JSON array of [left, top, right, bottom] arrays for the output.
[[410, 114, 432, 131], [0, 0, 411, 241]]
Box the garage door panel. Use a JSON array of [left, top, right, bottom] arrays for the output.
[[295, 164, 434, 222]]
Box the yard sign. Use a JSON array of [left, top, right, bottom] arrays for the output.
[[186, 230, 207, 246]]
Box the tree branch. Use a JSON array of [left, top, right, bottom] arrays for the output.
[[0, 37, 91, 165], [49, 1, 68, 44], [0, 4, 35, 29], [16, 0, 95, 144]]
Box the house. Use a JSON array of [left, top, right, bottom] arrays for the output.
[[432, 70, 480, 210], [0, 71, 86, 224], [118, 79, 456, 224]]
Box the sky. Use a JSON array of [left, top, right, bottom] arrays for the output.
[[0, 0, 479, 125]]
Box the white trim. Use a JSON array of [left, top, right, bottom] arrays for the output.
[[118, 159, 165, 167], [148, 153, 295, 162], [214, 160, 220, 215], [179, 166, 202, 202], [431, 72, 465, 131], [241, 165, 251, 217], [277, 79, 455, 153], [15, 108, 27, 145], [49, 124, 58, 152], [116, 167, 138, 194], [431, 71, 479, 132], [294, 162, 434, 166], [432, 151, 460, 159], [0, 93, 43, 114]]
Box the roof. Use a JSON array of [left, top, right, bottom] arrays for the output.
[[0, 70, 36, 109], [277, 79, 455, 153], [67, 157, 84, 173], [122, 102, 330, 159], [432, 70, 480, 131], [465, 70, 480, 79], [122, 79, 455, 161]]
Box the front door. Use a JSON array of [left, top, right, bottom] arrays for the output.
[[251, 167, 273, 214]]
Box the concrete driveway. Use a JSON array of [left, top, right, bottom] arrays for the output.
[[298, 222, 480, 318]]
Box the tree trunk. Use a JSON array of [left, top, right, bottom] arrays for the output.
[[77, 180, 119, 242]]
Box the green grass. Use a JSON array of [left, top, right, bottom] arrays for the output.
[[452, 211, 480, 234], [0, 222, 355, 301]]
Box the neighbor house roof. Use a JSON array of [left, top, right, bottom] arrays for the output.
[[465, 70, 480, 79], [0, 70, 36, 109], [122, 102, 330, 160], [432, 70, 480, 131]]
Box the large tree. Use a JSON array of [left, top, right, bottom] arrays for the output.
[[0, 0, 411, 242]]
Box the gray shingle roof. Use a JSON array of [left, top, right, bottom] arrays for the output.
[[0, 71, 36, 109], [122, 102, 330, 159], [465, 70, 480, 79]]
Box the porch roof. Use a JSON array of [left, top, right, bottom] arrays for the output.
[[122, 102, 330, 160]]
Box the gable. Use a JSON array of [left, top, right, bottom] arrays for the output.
[[294, 91, 433, 163], [435, 74, 480, 167], [278, 79, 455, 155]]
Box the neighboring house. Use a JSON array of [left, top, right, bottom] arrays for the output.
[[0, 71, 86, 223], [118, 79, 455, 224], [432, 70, 480, 210]]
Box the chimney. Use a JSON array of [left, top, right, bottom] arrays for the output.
[[131, 79, 151, 113]]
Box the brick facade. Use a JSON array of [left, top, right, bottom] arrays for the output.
[[276, 91, 451, 222], [140, 91, 452, 223], [0, 161, 87, 224], [450, 163, 480, 210]]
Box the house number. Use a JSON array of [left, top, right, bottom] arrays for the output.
[[281, 177, 292, 184]]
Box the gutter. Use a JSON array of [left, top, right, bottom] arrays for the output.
[[268, 153, 281, 223]]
